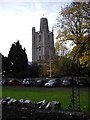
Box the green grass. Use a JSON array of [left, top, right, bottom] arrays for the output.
[[2, 86, 88, 111], [0, 86, 2, 97]]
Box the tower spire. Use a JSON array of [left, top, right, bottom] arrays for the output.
[[40, 17, 49, 32]]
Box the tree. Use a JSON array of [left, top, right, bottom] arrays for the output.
[[55, 39, 68, 56], [57, 56, 82, 76], [8, 40, 28, 77], [39, 59, 59, 77], [56, 2, 90, 75], [79, 35, 90, 74], [56, 2, 89, 45], [16, 63, 40, 78], [29, 63, 40, 77]]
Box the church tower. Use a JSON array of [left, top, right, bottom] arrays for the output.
[[32, 17, 55, 64]]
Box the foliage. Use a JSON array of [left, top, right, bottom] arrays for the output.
[[39, 59, 59, 77], [28, 63, 40, 78], [55, 40, 68, 56], [39, 56, 82, 77], [56, 2, 89, 44], [79, 35, 90, 74], [55, 2, 90, 75], [6, 40, 28, 77], [2, 41, 41, 78], [2, 55, 13, 77], [57, 56, 82, 76]]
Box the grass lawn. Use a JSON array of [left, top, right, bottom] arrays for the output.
[[2, 86, 88, 111], [0, 86, 2, 97]]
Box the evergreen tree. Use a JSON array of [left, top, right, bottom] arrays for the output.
[[8, 40, 28, 77]]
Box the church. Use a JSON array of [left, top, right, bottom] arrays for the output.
[[32, 17, 55, 65]]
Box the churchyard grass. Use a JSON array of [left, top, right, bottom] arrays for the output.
[[2, 86, 88, 111]]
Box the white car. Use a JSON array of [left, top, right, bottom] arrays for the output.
[[23, 79, 30, 84], [22, 78, 31, 86], [22, 78, 35, 86], [45, 79, 57, 87]]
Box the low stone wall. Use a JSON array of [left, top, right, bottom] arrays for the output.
[[1, 97, 89, 120]]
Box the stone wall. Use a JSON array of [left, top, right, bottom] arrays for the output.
[[1, 97, 89, 120]]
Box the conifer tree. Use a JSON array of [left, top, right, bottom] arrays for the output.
[[8, 40, 28, 76]]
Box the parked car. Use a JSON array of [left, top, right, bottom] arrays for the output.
[[62, 79, 71, 87], [22, 78, 30, 86], [22, 78, 35, 86], [68, 79, 77, 87], [8, 79, 22, 86], [2, 79, 10, 86], [34, 80, 47, 87], [77, 78, 89, 87], [45, 79, 61, 87]]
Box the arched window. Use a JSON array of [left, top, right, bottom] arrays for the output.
[[39, 46, 41, 51]]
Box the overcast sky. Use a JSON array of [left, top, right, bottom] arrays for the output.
[[0, 0, 73, 61]]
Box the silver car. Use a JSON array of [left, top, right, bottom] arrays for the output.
[[45, 79, 60, 87], [62, 80, 70, 86]]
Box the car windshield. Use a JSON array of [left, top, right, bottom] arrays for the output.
[[37, 80, 41, 82], [48, 79, 56, 83], [63, 80, 69, 82]]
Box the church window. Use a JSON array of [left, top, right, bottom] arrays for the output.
[[48, 35, 49, 40], [39, 56, 41, 60], [39, 46, 41, 51], [39, 35, 41, 42]]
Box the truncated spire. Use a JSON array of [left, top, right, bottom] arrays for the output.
[[40, 18, 49, 32]]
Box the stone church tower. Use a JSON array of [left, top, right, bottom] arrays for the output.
[[32, 17, 55, 64]]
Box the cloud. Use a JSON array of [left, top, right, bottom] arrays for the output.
[[0, 0, 73, 3]]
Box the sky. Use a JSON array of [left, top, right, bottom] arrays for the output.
[[0, 0, 73, 61]]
